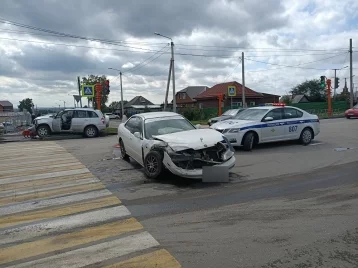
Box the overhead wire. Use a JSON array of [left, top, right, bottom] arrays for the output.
[[244, 52, 348, 72]]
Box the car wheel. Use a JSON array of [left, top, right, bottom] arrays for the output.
[[119, 139, 129, 160], [144, 151, 163, 179], [299, 128, 313, 145], [37, 125, 51, 138], [243, 132, 255, 151], [84, 125, 98, 138], [346, 115, 351, 119]]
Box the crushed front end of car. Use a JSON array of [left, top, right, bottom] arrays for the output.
[[152, 137, 236, 179]]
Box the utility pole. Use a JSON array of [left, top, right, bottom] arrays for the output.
[[164, 60, 172, 111], [171, 41, 176, 113], [154, 32, 175, 112], [349, 38, 354, 108], [241, 52, 246, 108], [120, 72, 124, 119]]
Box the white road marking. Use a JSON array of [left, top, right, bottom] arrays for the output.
[[0, 189, 112, 216], [1, 162, 84, 175], [0, 178, 99, 198], [8, 231, 159, 268], [0, 154, 75, 165], [0, 206, 131, 245], [0, 168, 90, 185], [0, 156, 77, 168]]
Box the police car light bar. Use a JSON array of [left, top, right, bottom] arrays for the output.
[[272, 103, 285, 106]]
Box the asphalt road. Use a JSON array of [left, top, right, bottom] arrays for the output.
[[56, 118, 358, 267]]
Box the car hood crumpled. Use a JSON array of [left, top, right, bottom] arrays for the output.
[[153, 129, 225, 151]]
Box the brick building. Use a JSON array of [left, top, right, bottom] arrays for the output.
[[176, 86, 208, 107], [194, 81, 280, 108], [0, 100, 13, 112]]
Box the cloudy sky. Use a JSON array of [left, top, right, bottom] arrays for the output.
[[0, 0, 357, 108]]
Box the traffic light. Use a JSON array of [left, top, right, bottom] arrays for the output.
[[335, 77, 339, 89], [320, 76, 326, 89]]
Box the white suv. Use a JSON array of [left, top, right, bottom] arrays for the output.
[[34, 108, 109, 138]]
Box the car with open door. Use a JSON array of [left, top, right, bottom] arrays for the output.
[[117, 112, 236, 179], [34, 108, 108, 138], [211, 104, 320, 151]]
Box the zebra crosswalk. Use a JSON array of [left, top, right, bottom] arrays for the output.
[[0, 141, 180, 268]]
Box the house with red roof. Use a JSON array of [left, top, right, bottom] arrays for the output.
[[194, 81, 280, 108]]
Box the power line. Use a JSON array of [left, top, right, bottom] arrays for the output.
[[244, 53, 347, 71], [124, 47, 170, 74], [175, 43, 348, 52], [0, 28, 169, 46], [0, 18, 166, 50]]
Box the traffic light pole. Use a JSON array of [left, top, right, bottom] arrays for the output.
[[333, 69, 337, 99], [327, 79, 332, 117]]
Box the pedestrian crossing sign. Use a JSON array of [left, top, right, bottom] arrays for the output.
[[228, 85, 236, 97], [81, 85, 95, 97]]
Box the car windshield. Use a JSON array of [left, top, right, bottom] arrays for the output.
[[144, 117, 195, 139], [222, 109, 237, 116], [234, 108, 269, 120]]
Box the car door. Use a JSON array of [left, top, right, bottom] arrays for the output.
[[72, 110, 88, 132], [283, 107, 304, 140], [52, 112, 63, 132], [121, 117, 143, 163], [260, 108, 286, 142]]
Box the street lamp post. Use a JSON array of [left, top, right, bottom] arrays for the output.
[[154, 32, 176, 113], [108, 68, 124, 119], [59, 100, 66, 109]]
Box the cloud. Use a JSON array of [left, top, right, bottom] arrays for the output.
[[0, 0, 357, 108]]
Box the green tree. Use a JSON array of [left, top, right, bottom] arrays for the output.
[[18, 98, 34, 114], [290, 79, 327, 102], [280, 95, 292, 105], [81, 75, 109, 110]]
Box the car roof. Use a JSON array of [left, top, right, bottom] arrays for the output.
[[134, 112, 180, 119], [64, 108, 96, 111], [247, 105, 299, 110]]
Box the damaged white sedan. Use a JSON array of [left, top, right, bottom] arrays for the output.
[[117, 112, 236, 179]]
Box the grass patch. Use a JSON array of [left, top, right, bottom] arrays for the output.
[[105, 127, 118, 135], [191, 120, 208, 125]]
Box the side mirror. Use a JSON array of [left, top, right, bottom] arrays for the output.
[[195, 124, 201, 129], [133, 132, 142, 139], [264, 116, 274, 122]]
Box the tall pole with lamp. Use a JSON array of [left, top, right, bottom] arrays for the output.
[[154, 32, 176, 112]]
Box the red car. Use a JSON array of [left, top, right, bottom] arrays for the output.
[[345, 104, 358, 119]]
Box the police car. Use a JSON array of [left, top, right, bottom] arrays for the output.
[[210, 104, 320, 151]]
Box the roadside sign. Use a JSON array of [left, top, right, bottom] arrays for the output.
[[228, 85, 236, 97], [81, 85, 95, 98]]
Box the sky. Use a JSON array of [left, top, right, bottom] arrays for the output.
[[0, 0, 357, 108]]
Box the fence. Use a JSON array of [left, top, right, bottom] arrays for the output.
[[0, 112, 32, 134], [178, 101, 349, 121]]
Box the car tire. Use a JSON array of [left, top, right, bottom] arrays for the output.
[[37, 125, 51, 138], [243, 132, 255, 151], [84, 125, 98, 138], [144, 151, 163, 179], [299, 128, 313, 145], [346, 116, 351, 119], [119, 139, 129, 160]]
